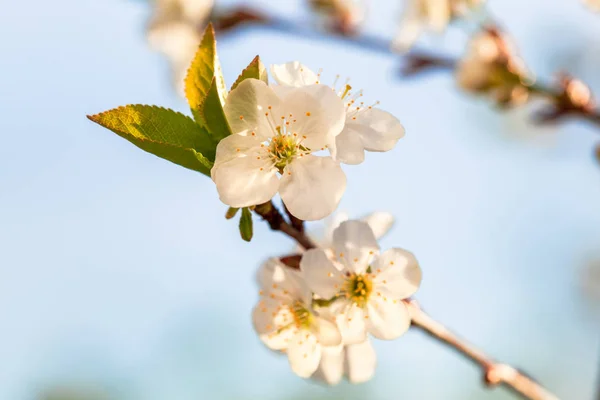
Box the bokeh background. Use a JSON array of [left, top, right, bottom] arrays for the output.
[[1, 0, 600, 399]]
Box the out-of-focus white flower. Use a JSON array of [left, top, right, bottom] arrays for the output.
[[309, 0, 367, 34], [584, 0, 600, 12], [212, 78, 346, 221], [270, 62, 405, 165], [253, 259, 342, 378], [456, 28, 532, 106], [392, 0, 484, 52], [147, 0, 214, 95], [301, 220, 422, 343]]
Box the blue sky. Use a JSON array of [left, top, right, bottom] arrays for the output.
[[1, 0, 599, 399]]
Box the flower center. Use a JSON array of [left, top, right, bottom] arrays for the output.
[[269, 132, 300, 171], [344, 273, 373, 308], [290, 301, 313, 329]]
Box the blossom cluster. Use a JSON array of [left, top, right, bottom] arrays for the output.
[[252, 216, 422, 383], [212, 62, 405, 221]]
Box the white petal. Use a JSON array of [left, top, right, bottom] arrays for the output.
[[312, 317, 342, 347], [372, 248, 422, 299], [312, 345, 344, 385], [259, 326, 296, 351], [346, 108, 405, 154], [211, 148, 279, 208], [288, 330, 322, 378], [270, 61, 320, 87], [279, 155, 346, 221], [323, 212, 350, 245], [253, 298, 298, 348], [331, 302, 368, 345], [211, 132, 264, 169], [366, 298, 411, 340], [277, 85, 346, 150], [332, 220, 379, 274], [224, 78, 281, 139], [334, 127, 365, 165], [256, 258, 305, 301], [300, 249, 345, 299], [360, 212, 394, 240], [345, 339, 376, 383]]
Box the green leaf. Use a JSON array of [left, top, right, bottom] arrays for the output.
[[239, 207, 253, 242], [225, 207, 239, 219], [87, 105, 215, 175], [184, 23, 227, 126], [200, 78, 232, 143], [231, 55, 268, 91]]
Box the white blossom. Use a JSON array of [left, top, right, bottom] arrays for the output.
[[301, 220, 422, 344], [270, 62, 405, 165], [211, 78, 347, 221], [253, 258, 342, 378], [584, 0, 600, 11], [147, 0, 214, 95], [392, 0, 484, 52]]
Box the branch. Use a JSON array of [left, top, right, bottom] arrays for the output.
[[215, 6, 600, 132], [253, 201, 316, 250], [406, 301, 560, 400]]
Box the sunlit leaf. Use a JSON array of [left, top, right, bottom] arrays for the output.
[[231, 55, 268, 91], [87, 105, 215, 175], [184, 23, 227, 126]]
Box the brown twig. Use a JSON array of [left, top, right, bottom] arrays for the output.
[[406, 301, 560, 400], [215, 6, 600, 132], [253, 201, 316, 250]]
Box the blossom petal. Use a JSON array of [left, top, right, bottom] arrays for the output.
[[253, 296, 287, 333], [270, 61, 319, 87], [211, 140, 279, 208], [372, 248, 422, 299], [312, 345, 344, 385], [258, 326, 296, 351], [331, 302, 368, 345], [361, 212, 394, 240], [332, 220, 379, 274], [346, 108, 404, 158], [256, 258, 305, 301], [345, 339, 376, 383], [277, 85, 346, 149], [212, 133, 265, 171], [224, 78, 281, 139], [288, 330, 322, 378], [279, 155, 346, 221], [312, 317, 342, 347], [334, 127, 365, 165], [366, 298, 411, 340], [300, 249, 345, 299]]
